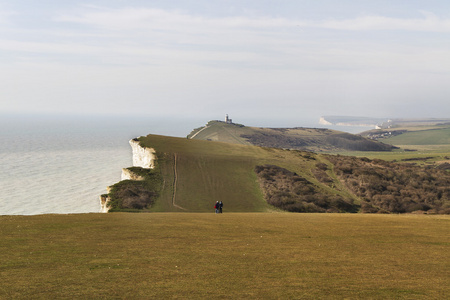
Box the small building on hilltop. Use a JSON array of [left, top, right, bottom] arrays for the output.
[[225, 114, 233, 124]]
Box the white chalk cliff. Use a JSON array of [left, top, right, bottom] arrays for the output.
[[100, 195, 109, 213], [100, 187, 112, 213], [100, 138, 157, 212], [130, 138, 156, 169], [121, 168, 145, 181]]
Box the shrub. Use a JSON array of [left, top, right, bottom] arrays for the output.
[[255, 165, 357, 213], [107, 165, 163, 211], [325, 154, 450, 214]]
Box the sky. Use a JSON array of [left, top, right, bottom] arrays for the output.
[[1, 0, 449, 126]]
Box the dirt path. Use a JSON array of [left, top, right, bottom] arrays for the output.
[[172, 153, 187, 211], [189, 125, 209, 139]]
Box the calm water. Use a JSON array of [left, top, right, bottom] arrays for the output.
[[0, 114, 196, 215]]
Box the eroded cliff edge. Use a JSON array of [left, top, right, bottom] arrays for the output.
[[100, 137, 161, 212]]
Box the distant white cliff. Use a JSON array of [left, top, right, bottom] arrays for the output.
[[319, 117, 332, 125], [319, 116, 385, 128]]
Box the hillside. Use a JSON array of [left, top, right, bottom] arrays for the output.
[[105, 134, 353, 213], [103, 134, 450, 214], [188, 120, 395, 152]]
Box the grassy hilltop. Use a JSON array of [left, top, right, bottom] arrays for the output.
[[188, 120, 395, 152], [105, 133, 450, 214]]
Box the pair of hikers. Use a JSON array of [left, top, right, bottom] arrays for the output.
[[214, 201, 223, 214]]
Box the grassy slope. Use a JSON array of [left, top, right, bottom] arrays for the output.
[[137, 134, 345, 212], [188, 121, 253, 145], [1, 213, 449, 299], [188, 121, 393, 152], [139, 134, 271, 212]]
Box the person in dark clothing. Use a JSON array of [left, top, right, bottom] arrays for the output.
[[219, 201, 223, 213], [214, 201, 219, 214]]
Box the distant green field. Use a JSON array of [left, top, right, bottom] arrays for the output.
[[384, 127, 450, 145], [1, 213, 448, 299], [334, 147, 450, 164]]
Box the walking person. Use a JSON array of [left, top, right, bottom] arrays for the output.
[[214, 201, 219, 214], [219, 201, 223, 213]]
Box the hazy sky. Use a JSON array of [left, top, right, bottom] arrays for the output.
[[1, 0, 449, 125]]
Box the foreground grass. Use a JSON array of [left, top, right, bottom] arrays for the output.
[[1, 213, 449, 299]]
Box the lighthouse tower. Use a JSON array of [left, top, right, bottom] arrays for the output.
[[225, 114, 233, 124]]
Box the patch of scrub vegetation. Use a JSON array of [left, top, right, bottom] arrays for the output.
[[242, 130, 395, 152], [326, 155, 450, 214], [255, 165, 358, 213], [324, 132, 396, 151], [107, 166, 163, 212]]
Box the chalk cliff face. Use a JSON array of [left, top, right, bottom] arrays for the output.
[[100, 138, 157, 212], [121, 168, 145, 181], [100, 187, 112, 213], [130, 138, 156, 169], [100, 195, 110, 213]]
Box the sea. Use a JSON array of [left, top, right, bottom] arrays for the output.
[[0, 114, 200, 215], [0, 114, 371, 215]]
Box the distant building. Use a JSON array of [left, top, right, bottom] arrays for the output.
[[225, 114, 233, 124]]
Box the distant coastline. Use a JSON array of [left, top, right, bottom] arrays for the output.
[[320, 116, 450, 130]]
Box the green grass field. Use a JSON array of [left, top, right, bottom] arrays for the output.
[[1, 213, 448, 299]]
